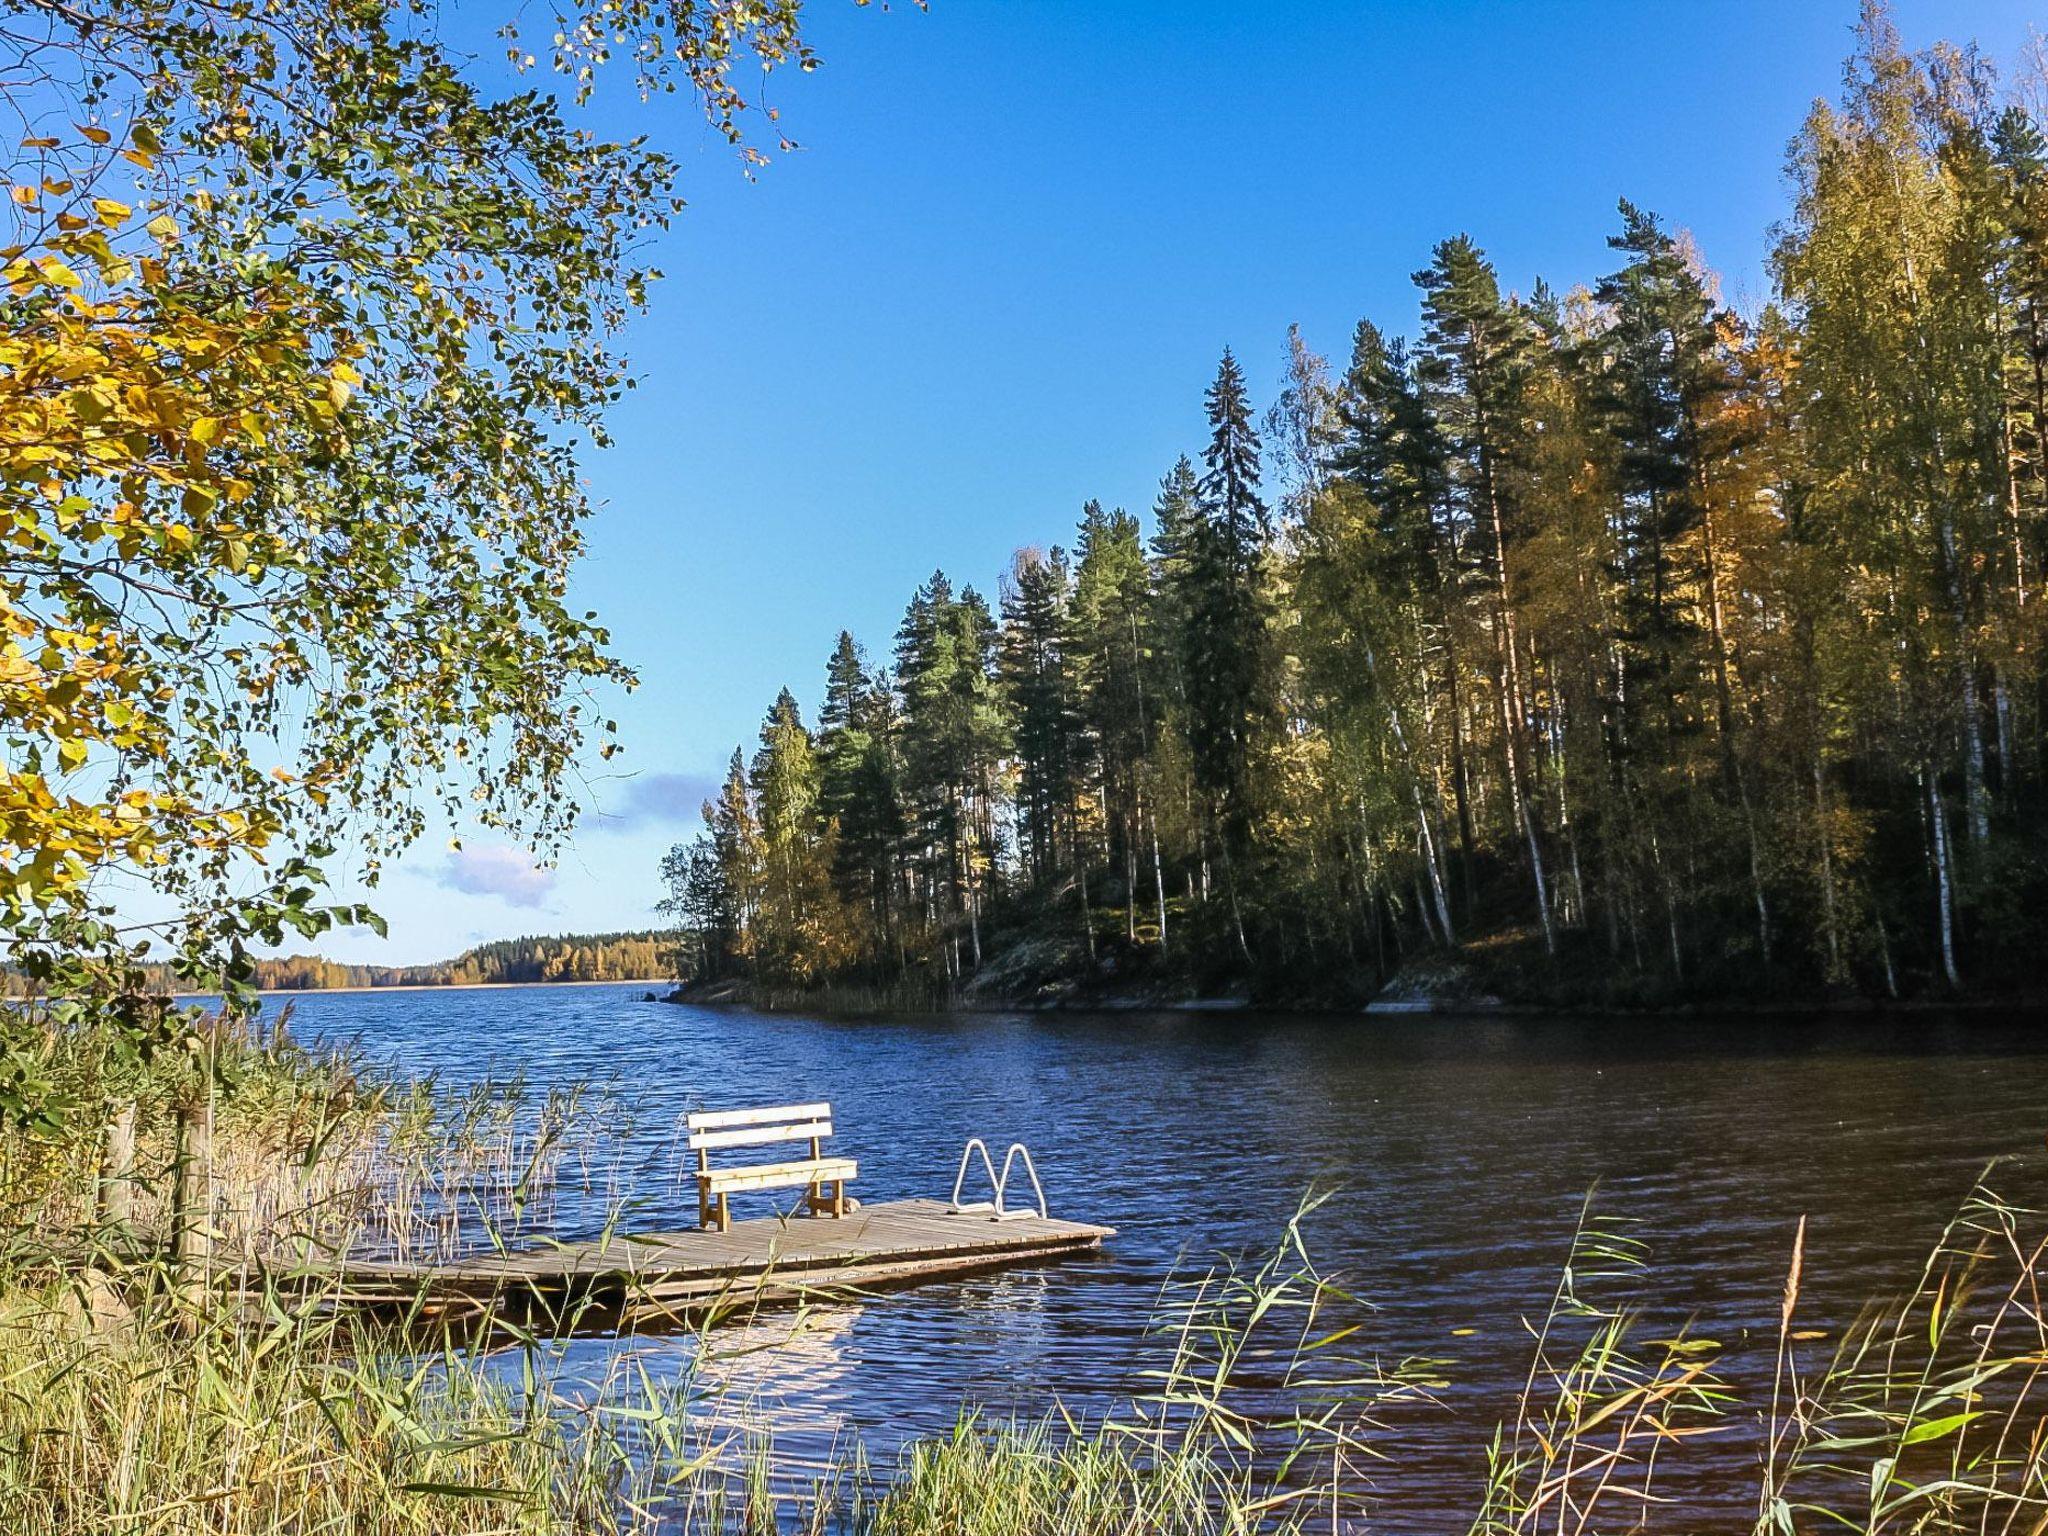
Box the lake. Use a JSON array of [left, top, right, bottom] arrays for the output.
[[272, 982, 2048, 1529]]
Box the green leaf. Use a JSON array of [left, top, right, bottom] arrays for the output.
[[1898, 1410, 1982, 1447]]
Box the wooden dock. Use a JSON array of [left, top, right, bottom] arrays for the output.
[[305, 1200, 1115, 1330]]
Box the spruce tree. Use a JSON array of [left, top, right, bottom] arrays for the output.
[[894, 573, 1011, 972], [1304, 318, 1468, 939], [1175, 348, 1272, 957], [1592, 199, 1776, 967], [1198, 347, 1270, 586], [1592, 201, 1720, 745]]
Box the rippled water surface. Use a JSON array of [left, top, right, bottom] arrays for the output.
[[273, 984, 2048, 1527]]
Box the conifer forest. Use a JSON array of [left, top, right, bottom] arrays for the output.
[[665, 16, 2048, 1007]]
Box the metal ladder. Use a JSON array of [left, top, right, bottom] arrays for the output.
[[947, 1136, 1048, 1221]]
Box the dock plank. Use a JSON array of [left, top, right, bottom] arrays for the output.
[[303, 1200, 1113, 1320]]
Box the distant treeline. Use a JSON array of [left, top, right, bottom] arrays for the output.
[[165, 932, 677, 992], [663, 14, 2048, 1008]]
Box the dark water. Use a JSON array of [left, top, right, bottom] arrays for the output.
[[273, 983, 2048, 1527]]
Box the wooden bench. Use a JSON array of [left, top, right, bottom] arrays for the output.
[[687, 1102, 857, 1233]]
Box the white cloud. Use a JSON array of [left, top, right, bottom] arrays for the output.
[[592, 770, 720, 833], [436, 845, 557, 909]]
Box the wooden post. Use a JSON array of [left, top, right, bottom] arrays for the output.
[[97, 1100, 136, 1231], [170, 1096, 213, 1286]]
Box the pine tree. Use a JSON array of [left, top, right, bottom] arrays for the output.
[[1415, 234, 1557, 954], [895, 572, 1010, 973], [1072, 499, 1165, 943], [1589, 201, 1748, 971], [816, 631, 903, 966], [1000, 546, 1079, 888], [749, 689, 833, 979]]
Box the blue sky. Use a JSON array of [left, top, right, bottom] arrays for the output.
[[318, 0, 2044, 965]]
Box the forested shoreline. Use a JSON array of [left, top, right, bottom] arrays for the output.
[[664, 14, 2048, 1012], [115, 933, 675, 994]]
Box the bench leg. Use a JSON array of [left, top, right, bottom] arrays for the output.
[[832, 1179, 846, 1217], [717, 1191, 731, 1232], [698, 1179, 711, 1232]]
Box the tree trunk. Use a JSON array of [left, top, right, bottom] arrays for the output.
[[1144, 788, 1169, 952], [1219, 834, 1252, 964], [1480, 468, 1555, 955], [1700, 496, 1772, 963], [1928, 771, 1962, 989], [1416, 804, 1455, 946], [1439, 625, 1478, 906], [1993, 667, 2014, 807], [1125, 826, 1138, 944], [1813, 756, 1843, 984], [1874, 907, 1899, 1000], [1414, 872, 1441, 948], [1077, 859, 1095, 964]]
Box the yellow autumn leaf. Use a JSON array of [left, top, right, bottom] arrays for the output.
[[33, 255, 82, 288]]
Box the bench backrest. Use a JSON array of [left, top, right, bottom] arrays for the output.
[[687, 1102, 832, 1164]]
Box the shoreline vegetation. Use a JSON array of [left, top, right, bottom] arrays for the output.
[[5, 1009, 2048, 1532], [661, 969, 2048, 1018], [179, 932, 678, 993], [662, 11, 2048, 1021]]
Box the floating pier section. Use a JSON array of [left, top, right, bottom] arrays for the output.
[[307, 1199, 1114, 1329]]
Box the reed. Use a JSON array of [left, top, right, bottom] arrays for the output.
[[1759, 1173, 2048, 1534], [860, 1175, 2048, 1536], [0, 1262, 795, 1535]]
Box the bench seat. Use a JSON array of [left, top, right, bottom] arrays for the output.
[[700, 1156, 857, 1194], [687, 1102, 856, 1231]]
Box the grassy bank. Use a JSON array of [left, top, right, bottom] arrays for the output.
[[3, 1010, 2046, 1533]]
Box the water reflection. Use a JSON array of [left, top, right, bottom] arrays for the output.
[[693, 1305, 863, 1449]]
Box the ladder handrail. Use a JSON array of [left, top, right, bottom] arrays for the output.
[[995, 1141, 1047, 1220], [947, 1136, 1050, 1219], [948, 1136, 1001, 1213]]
